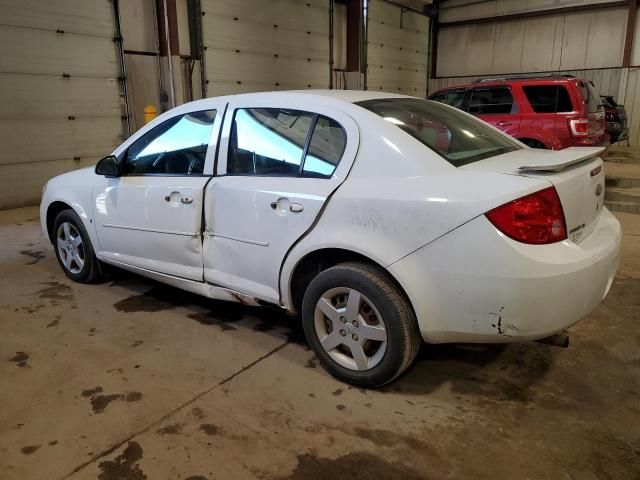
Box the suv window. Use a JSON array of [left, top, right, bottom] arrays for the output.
[[228, 108, 313, 175], [357, 98, 521, 167], [578, 80, 604, 114], [228, 109, 346, 177], [430, 90, 467, 109], [302, 116, 346, 178], [522, 85, 573, 113], [468, 87, 515, 115], [124, 110, 216, 175]]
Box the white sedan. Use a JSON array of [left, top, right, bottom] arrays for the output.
[[40, 90, 621, 387]]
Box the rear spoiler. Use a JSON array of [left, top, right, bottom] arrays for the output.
[[518, 147, 605, 172]]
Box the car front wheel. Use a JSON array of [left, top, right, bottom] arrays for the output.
[[301, 262, 421, 388], [53, 209, 103, 283]]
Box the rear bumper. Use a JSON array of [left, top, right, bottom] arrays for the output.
[[389, 208, 621, 343]]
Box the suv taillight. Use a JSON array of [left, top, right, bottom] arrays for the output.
[[569, 117, 589, 137], [485, 187, 567, 245]]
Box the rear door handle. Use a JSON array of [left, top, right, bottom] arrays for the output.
[[164, 192, 193, 204], [496, 121, 512, 127]]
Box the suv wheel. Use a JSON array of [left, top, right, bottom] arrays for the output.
[[301, 262, 421, 388], [520, 138, 547, 149], [53, 210, 103, 283]]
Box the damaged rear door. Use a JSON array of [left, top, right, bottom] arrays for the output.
[[203, 101, 359, 303]]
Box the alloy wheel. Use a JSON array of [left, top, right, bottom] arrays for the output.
[[314, 287, 388, 371], [56, 222, 85, 274]]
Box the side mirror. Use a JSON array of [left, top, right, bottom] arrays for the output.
[[95, 155, 120, 177]]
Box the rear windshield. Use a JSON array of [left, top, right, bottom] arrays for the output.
[[578, 80, 604, 113], [357, 98, 521, 167]]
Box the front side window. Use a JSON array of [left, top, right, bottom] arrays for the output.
[[468, 87, 516, 115], [124, 110, 216, 175], [430, 90, 467, 110], [228, 108, 313, 175], [357, 98, 521, 167], [522, 85, 573, 113]]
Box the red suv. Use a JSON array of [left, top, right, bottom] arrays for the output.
[[428, 74, 609, 150]]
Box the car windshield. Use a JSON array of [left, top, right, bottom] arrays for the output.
[[357, 98, 521, 167]]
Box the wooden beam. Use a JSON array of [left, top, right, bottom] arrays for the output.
[[440, 1, 629, 28], [623, 0, 638, 67], [428, 0, 439, 79], [346, 0, 361, 71]]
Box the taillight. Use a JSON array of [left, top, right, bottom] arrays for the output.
[[485, 187, 567, 245], [569, 118, 589, 137]]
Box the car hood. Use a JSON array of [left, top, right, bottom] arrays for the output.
[[47, 166, 95, 187]]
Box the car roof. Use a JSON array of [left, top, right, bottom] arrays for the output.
[[182, 89, 414, 111], [432, 76, 581, 93]]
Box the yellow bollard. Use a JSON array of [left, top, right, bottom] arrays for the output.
[[143, 104, 157, 124]]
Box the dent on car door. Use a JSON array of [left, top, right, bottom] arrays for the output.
[[203, 104, 358, 303], [94, 106, 224, 280], [469, 86, 520, 136]]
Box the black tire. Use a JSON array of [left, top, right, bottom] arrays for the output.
[[301, 262, 421, 388], [52, 209, 103, 283], [520, 138, 547, 149]]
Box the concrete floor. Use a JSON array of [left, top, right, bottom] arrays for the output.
[[0, 206, 639, 480]]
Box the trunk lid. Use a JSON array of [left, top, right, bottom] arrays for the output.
[[461, 147, 606, 243]]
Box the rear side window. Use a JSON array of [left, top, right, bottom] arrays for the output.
[[358, 98, 521, 167], [522, 85, 573, 113], [303, 116, 346, 178], [227, 108, 346, 177], [228, 108, 313, 176], [468, 87, 515, 114], [430, 90, 467, 110]]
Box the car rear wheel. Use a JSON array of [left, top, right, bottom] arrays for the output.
[[53, 210, 103, 283], [301, 262, 421, 388]]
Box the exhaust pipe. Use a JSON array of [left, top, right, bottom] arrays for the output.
[[537, 333, 569, 348]]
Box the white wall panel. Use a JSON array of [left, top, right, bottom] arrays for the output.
[[202, 0, 331, 96], [436, 8, 627, 77], [440, 0, 619, 22], [367, 0, 429, 95], [621, 68, 640, 145], [119, 0, 158, 53], [0, 0, 114, 36], [0, 0, 122, 209]]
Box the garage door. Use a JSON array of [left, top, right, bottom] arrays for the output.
[[0, 0, 125, 209], [367, 0, 428, 96], [201, 0, 330, 96]]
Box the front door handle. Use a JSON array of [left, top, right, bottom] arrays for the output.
[[290, 203, 304, 213], [496, 121, 512, 127], [181, 195, 193, 204]]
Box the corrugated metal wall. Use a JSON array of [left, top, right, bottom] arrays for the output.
[[436, 7, 627, 77], [366, 0, 429, 95], [440, 0, 619, 22], [201, 0, 331, 96], [0, 0, 124, 210]]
